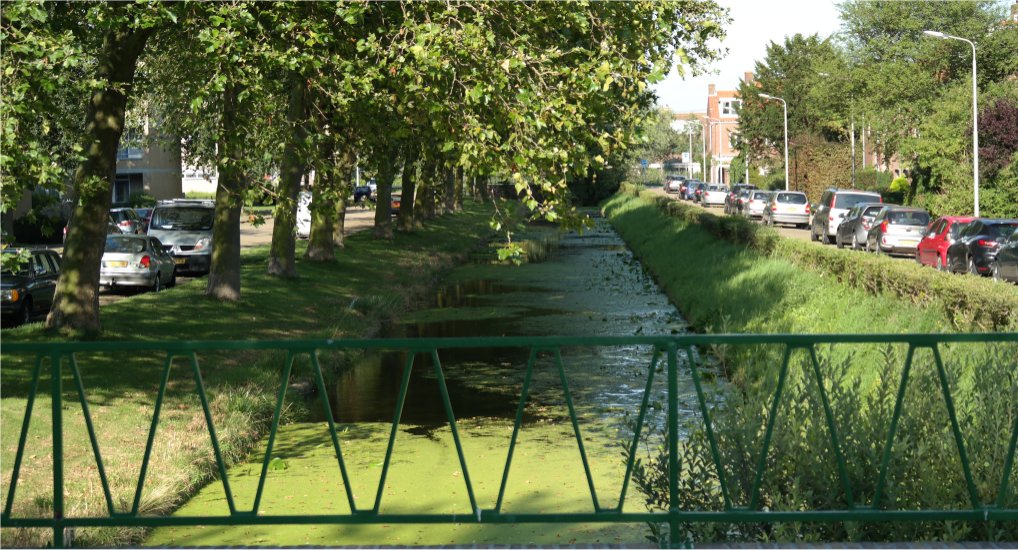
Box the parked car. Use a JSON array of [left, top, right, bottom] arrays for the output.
[[353, 184, 373, 203], [811, 188, 883, 244], [390, 194, 401, 216], [744, 190, 771, 219], [990, 227, 1018, 283], [916, 216, 975, 271], [133, 207, 154, 233], [761, 191, 810, 228], [64, 215, 123, 244], [296, 191, 312, 239], [702, 184, 729, 207], [732, 188, 755, 216], [664, 175, 686, 194], [946, 219, 1018, 276], [724, 184, 756, 215], [1, 248, 61, 326], [865, 207, 931, 256], [100, 234, 176, 292], [147, 199, 215, 275], [691, 182, 708, 202], [835, 202, 887, 250], [110, 207, 144, 235]]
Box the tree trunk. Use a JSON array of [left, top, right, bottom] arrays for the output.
[[418, 159, 438, 221], [443, 167, 456, 214], [332, 148, 355, 248], [305, 148, 337, 261], [206, 84, 247, 300], [268, 74, 308, 278], [454, 166, 464, 210], [46, 24, 153, 334], [373, 158, 396, 239], [397, 148, 418, 232]]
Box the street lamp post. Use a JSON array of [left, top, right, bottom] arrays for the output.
[[924, 30, 979, 216], [760, 94, 789, 191], [687, 128, 694, 180]]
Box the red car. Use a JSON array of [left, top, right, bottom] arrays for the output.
[[916, 216, 975, 271]]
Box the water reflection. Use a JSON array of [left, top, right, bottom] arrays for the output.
[[318, 219, 699, 428]]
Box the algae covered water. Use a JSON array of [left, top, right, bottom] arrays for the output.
[[146, 217, 710, 546]]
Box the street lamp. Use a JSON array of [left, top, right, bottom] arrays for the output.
[[924, 30, 979, 216], [760, 93, 789, 191], [687, 127, 695, 180]]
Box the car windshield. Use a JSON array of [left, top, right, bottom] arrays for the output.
[[834, 193, 880, 209], [150, 207, 214, 230], [776, 193, 807, 204], [988, 223, 1018, 237], [105, 236, 146, 253], [888, 211, 930, 226]]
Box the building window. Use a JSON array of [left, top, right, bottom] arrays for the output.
[[113, 173, 144, 204], [117, 129, 144, 160], [721, 99, 741, 116]]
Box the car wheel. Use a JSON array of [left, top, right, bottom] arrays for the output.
[[19, 298, 32, 326], [152, 275, 163, 293], [836, 233, 844, 249], [851, 234, 860, 250], [168, 271, 177, 288], [992, 262, 1002, 282], [936, 256, 945, 272], [968, 256, 980, 276]]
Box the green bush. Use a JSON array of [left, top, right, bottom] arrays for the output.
[[127, 192, 157, 207], [185, 191, 216, 200], [622, 184, 1018, 331]]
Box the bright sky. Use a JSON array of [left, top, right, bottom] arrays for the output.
[[654, 0, 844, 112]]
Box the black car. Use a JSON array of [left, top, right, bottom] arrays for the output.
[[991, 227, 1018, 283], [946, 219, 1018, 276], [724, 184, 756, 215], [1, 249, 61, 326]]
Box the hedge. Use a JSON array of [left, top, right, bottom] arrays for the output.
[[622, 184, 1018, 331]]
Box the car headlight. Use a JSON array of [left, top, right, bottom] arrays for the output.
[[193, 237, 212, 252], [2, 289, 19, 302]]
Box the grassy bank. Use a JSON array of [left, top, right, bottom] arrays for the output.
[[602, 189, 1017, 543], [1, 202, 497, 547]]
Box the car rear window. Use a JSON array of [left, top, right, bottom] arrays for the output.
[[752, 192, 769, 200], [834, 193, 880, 209], [863, 206, 884, 217], [988, 223, 1018, 237], [888, 211, 930, 226], [105, 236, 146, 253], [776, 193, 807, 204], [151, 207, 214, 230]]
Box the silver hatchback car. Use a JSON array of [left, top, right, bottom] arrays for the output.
[[866, 206, 931, 256], [100, 234, 177, 291], [762, 191, 810, 228]]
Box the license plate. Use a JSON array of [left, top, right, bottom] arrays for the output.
[[900, 240, 918, 246], [104, 260, 127, 268], [174, 257, 186, 265]]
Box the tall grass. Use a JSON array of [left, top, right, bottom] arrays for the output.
[[604, 190, 1017, 543]]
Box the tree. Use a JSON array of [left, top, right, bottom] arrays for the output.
[[38, 3, 174, 333]]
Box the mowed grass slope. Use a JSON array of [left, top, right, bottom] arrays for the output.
[[0, 203, 496, 547]]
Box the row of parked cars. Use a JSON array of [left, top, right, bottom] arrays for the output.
[[2, 199, 215, 326], [662, 174, 1018, 284]]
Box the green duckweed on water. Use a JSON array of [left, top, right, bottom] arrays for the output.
[[144, 421, 647, 546], [145, 217, 700, 546]]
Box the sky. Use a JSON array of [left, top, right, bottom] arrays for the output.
[[653, 0, 844, 113]]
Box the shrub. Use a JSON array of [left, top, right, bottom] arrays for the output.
[[621, 184, 1018, 331]]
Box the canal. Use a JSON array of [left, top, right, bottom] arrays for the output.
[[146, 216, 715, 546]]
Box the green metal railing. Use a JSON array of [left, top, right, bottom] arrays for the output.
[[2, 333, 1017, 547]]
